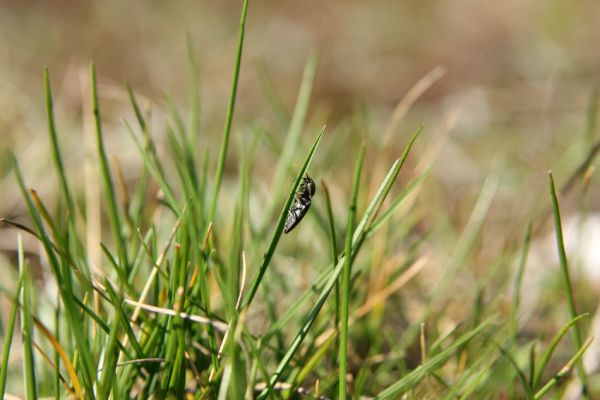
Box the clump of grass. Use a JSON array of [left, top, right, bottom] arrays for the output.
[[1, 0, 598, 399]]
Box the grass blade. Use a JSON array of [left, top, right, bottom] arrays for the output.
[[209, 0, 250, 222], [339, 143, 366, 399], [44, 67, 75, 215], [353, 126, 422, 244], [494, 341, 533, 399], [511, 222, 533, 340], [321, 180, 340, 331], [0, 275, 24, 397], [19, 234, 37, 399], [91, 63, 128, 268], [548, 171, 589, 396]]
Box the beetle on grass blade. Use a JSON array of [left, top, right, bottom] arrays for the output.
[[284, 175, 316, 234]]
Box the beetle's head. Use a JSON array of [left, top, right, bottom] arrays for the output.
[[303, 175, 316, 197]]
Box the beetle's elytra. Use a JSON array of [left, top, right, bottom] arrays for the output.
[[284, 175, 316, 234]]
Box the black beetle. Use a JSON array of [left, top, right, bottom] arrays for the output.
[[284, 175, 316, 234]]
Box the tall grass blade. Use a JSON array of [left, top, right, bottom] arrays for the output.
[[548, 171, 589, 396], [44, 67, 75, 215], [19, 235, 37, 399], [0, 275, 24, 397], [339, 143, 366, 399], [90, 63, 128, 268], [321, 180, 340, 329], [511, 222, 532, 340], [209, 0, 250, 222]]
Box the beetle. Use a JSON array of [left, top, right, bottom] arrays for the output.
[[284, 175, 316, 234]]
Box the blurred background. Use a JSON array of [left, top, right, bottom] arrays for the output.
[[1, 0, 599, 197], [1, 0, 600, 395]]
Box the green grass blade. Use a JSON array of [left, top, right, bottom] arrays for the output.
[[0, 274, 24, 397], [339, 143, 366, 399], [91, 63, 129, 268], [353, 126, 422, 244], [187, 37, 200, 148], [54, 298, 60, 399], [294, 334, 337, 387], [321, 180, 340, 330], [99, 307, 122, 396], [494, 341, 533, 399], [511, 222, 532, 340], [368, 167, 429, 233], [123, 120, 180, 214], [19, 234, 37, 399], [321, 180, 339, 267], [209, 0, 250, 222], [257, 259, 347, 399], [125, 83, 147, 132], [548, 171, 589, 396], [44, 67, 75, 215], [242, 126, 325, 309]]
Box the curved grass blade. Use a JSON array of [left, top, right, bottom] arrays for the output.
[[531, 313, 589, 389], [534, 337, 593, 400]]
